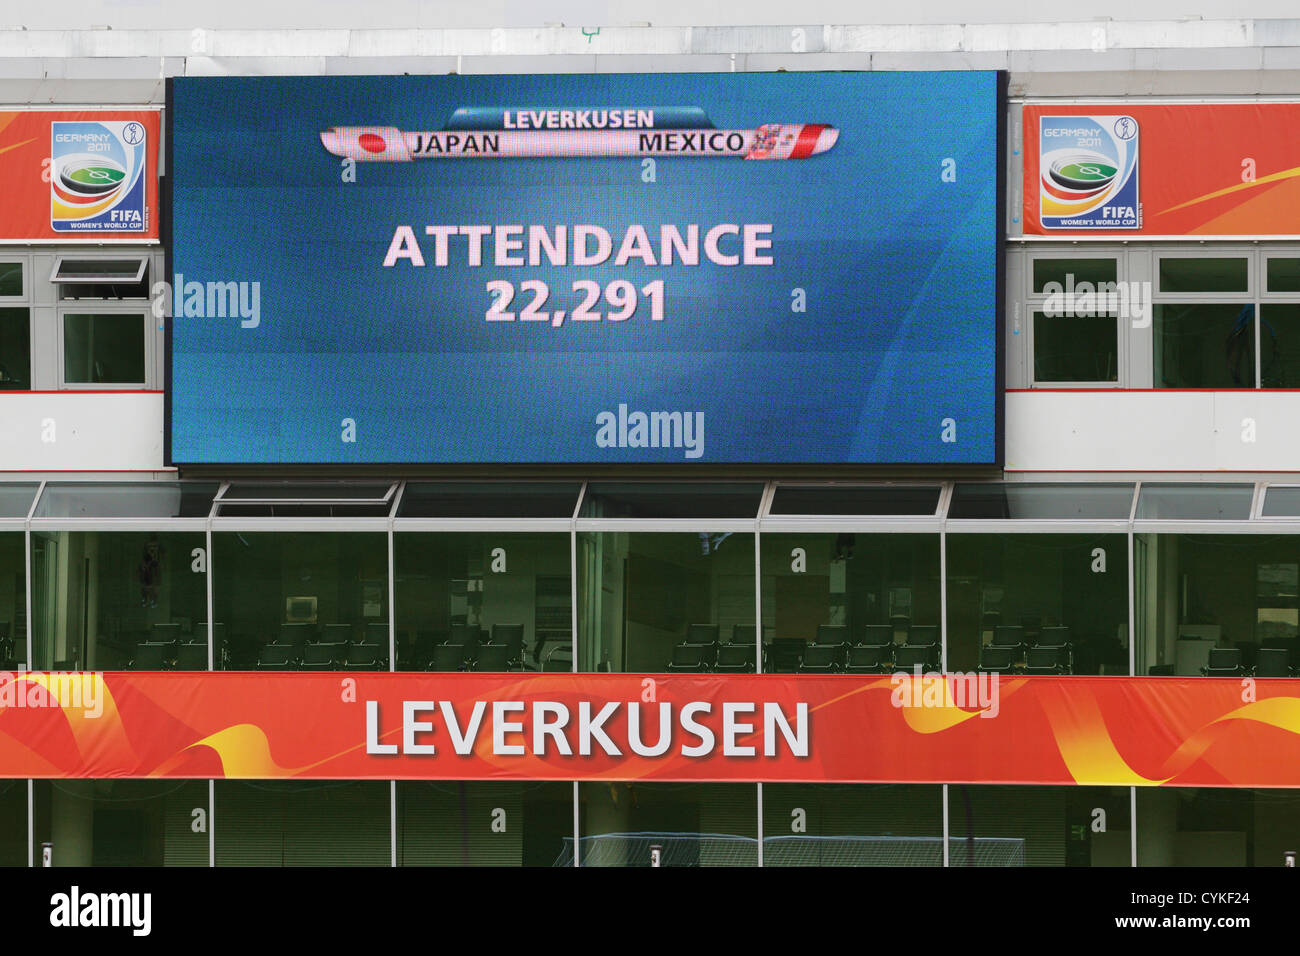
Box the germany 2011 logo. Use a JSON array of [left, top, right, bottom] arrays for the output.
[[1039, 115, 1139, 230], [50, 120, 148, 233]]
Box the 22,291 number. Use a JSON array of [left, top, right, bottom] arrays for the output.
[[485, 280, 665, 326]]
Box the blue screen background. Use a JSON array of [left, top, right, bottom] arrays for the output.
[[169, 72, 1000, 464]]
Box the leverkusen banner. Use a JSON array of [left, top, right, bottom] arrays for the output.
[[0, 110, 158, 241], [1023, 103, 1300, 236], [2, 671, 1300, 786]]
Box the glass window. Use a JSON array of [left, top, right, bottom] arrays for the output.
[[577, 531, 755, 672], [574, 783, 757, 866], [1159, 257, 1248, 293], [1153, 303, 1255, 388], [1261, 487, 1300, 518], [32, 779, 208, 866], [949, 786, 1131, 866], [763, 785, 943, 866], [1032, 258, 1118, 293], [946, 534, 1129, 675], [0, 484, 38, 519], [1261, 304, 1300, 388], [1266, 257, 1300, 293], [213, 532, 388, 670], [53, 258, 149, 300], [1137, 788, 1300, 866], [215, 781, 389, 866], [0, 262, 21, 297], [1135, 533, 1298, 676], [0, 533, 23, 669], [1135, 484, 1254, 520], [581, 483, 762, 519], [395, 532, 570, 671], [34, 482, 218, 519], [62, 313, 145, 384], [949, 483, 1134, 520], [761, 533, 940, 674], [397, 782, 572, 866], [31, 531, 208, 671], [769, 485, 940, 516], [398, 482, 580, 518], [0, 780, 24, 866], [0, 308, 29, 390], [1033, 311, 1118, 382], [217, 482, 393, 518]]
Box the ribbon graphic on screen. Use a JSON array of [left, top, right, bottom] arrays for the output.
[[321, 107, 839, 161]]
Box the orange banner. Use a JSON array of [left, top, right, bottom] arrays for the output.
[[0, 110, 158, 240], [0, 671, 1297, 786], [1023, 103, 1300, 236]]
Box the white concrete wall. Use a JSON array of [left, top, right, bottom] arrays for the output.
[[0, 392, 166, 472]]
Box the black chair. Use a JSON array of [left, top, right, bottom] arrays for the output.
[[767, 638, 805, 674], [541, 646, 572, 672], [473, 644, 511, 672], [319, 623, 354, 645], [814, 624, 850, 647], [364, 623, 390, 646], [1023, 645, 1065, 675], [257, 644, 297, 669], [449, 623, 482, 660], [132, 642, 168, 669], [730, 624, 756, 645], [714, 644, 756, 673], [892, 645, 933, 672], [1036, 626, 1072, 649], [991, 625, 1026, 652], [278, 623, 311, 646], [491, 624, 525, 666], [1254, 646, 1292, 678], [175, 643, 208, 671], [431, 643, 467, 672], [685, 623, 720, 645], [667, 644, 710, 673], [301, 643, 345, 670], [906, 625, 938, 649], [977, 646, 1016, 674], [799, 644, 842, 673], [1202, 647, 1244, 677], [344, 643, 384, 670], [150, 623, 184, 644], [859, 624, 893, 649], [846, 645, 891, 674]]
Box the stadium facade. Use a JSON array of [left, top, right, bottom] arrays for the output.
[[2, 6, 1300, 866]]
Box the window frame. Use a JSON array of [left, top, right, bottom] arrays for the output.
[[1024, 247, 1127, 389], [55, 305, 152, 389]]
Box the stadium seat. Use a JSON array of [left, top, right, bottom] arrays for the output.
[[977, 646, 1016, 674], [257, 643, 297, 669], [1036, 626, 1072, 649], [1022, 645, 1066, 675], [859, 624, 893, 649], [667, 643, 710, 673], [1254, 646, 1292, 678], [278, 623, 311, 646], [491, 624, 525, 667], [175, 642, 208, 671], [1202, 647, 1244, 677], [814, 624, 850, 647], [344, 643, 384, 670], [991, 625, 1025, 653], [767, 638, 805, 673], [730, 624, 756, 645], [430, 643, 467, 672], [473, 644, 511, 672], [799, 643, 843, 673], [448, 623, 482, 659], [685, 623, 720, 645], [906, 625, 938, 648], [319, 623, 354, 644], [132, 642, 169, 669], [714, 643, 756, 673], [541, 645, 572, 672], [892, 644, 932, 672], [301, 642, 345, 670], [846, 644, 891, 674]]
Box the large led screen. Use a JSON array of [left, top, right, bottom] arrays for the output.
[[168, 72, 1002, 464]]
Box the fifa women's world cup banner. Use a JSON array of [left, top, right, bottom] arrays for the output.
[[2, 671, 1300, 786], [1023, 103, 1300, 236], [0, 110, 159, 240]]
